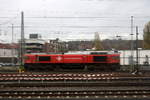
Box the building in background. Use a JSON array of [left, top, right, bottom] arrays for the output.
[[0, 43, 18, 64], [25, 34, 46, 53], [45, 38, 68, 53]]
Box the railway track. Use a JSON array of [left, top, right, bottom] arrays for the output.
[[0, 72, 147, 77], [0, 90, 150, 100], [0, 77, 150, 84], [0, 72, 149, 82], [0, 72, 150, 100]]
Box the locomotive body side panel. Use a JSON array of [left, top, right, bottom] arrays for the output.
[[50, 55, 63, 63], [107, 54, 120, 64], [24, 54, 37, 64], [63, 55, 87, 63]]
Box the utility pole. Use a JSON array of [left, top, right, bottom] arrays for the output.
[[20, 11, 25, 66], [0, 24, 1, 35], [130, 16, 134, 72], [11, 24, 14, 65], [136, 26, 139, 73]]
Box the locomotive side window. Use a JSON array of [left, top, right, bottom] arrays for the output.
[[93, 56, 107, 62], [38, 56, 51, 61]]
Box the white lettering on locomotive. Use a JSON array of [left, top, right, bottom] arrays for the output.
[[56, 56, 62, 61], [64, 58, 82, 59]]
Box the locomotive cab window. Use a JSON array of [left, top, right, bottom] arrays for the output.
[[93, 56, 107, 62], [38, 56, 51, 61]]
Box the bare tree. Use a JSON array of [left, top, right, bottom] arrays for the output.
[[143, 21, 150, 49], [93, 32, 103, 50]]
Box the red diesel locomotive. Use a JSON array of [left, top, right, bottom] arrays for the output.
[[24, 51, 120, 71]]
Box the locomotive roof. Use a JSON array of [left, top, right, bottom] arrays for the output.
[[26, 52, 63, 55], [26, 51, 119, 55], [65, 51, 119, 54]]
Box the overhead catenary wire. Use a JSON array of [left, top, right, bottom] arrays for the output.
[[0, 16, 150, 19], [0, 15, 19, 25], [5, 25, 143, 29], [0, 15, 149, 28], [0, 14, 147, 43]]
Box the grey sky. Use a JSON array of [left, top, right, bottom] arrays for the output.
[[0, 0, 150, 42]]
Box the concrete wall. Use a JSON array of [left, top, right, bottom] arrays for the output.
[[119, 50, 150, 65], [0, 48, 18, 57]]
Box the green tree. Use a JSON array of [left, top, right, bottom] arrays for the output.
[[143, 21, 150, 49]]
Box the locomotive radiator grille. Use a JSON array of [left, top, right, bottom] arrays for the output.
[[93, 56, 107, 62], [38, 56, 51, 61]]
